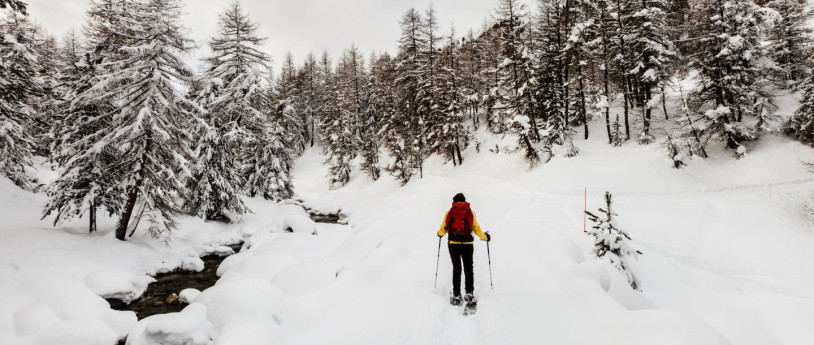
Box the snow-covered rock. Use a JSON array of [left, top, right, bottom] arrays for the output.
[[126, 303, 212, 345], [82, 268, 155, 304]]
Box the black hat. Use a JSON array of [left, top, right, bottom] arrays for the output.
[[453, 193, 466, 203]]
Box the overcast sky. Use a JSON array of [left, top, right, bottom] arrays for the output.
[[25, 0, 532, 72]]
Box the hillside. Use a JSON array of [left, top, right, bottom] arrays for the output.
[[2, 110, 814, 344]]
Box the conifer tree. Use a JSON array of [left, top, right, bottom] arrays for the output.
[[72, 0, 201, 241], [585, 192, 641, 290], [0, 0, 25, 14], [359, 51, 382, 181], [627, 0, 678, 144], [299, 52, 320, 147], [29, 26, 61, 158], [437, 27, 467, 166], [0, 11, 39, 189], [786, 70, 814, 145], [765, 0, 812, 86], [690, 0, 776, 155], [321, 48, 360, 187], [276, 51, 305, 155], [43, 1, 129, 233], [459, 29, 485, 128], [389, 8, 425, 185], [493, 0, 541, 165]]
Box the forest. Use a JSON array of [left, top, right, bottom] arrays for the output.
[[1, 0, 812, 240]]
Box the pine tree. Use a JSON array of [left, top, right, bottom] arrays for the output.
[[299, 52, 320, 147], [43, 30, 125, 233], [493, 0, 541, 165], [72, 0, 200, 241], [389, 8, 425, 185], [459, 29, 485, 128], [611, 114, 623, 147], [276, 51, 305, 155], [590, 0, 619, 145], [532, 0, 577, 157], [0, 0, 26, 14], [29, 25, 61, 159], [359, 51, 383, 181], [321, 47, 361, 187], [0, 11, 39, 189], [765, 0, 812, 87], [690, 0, 776, 155], [627, 0, 678, 144], [436, 26, 468, 166], [43, 1, 130, 233], [585, 191, 641, 290], [786, 71, 814, 145]]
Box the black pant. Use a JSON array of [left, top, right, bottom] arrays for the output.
[[448, 243, 474, 295]]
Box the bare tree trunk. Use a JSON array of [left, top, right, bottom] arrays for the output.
[[116, 189, 138, 241], [89, 201, 97, 233], [115, 137, 150, 241]]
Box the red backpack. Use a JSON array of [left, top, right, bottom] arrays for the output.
[[445, 202, 474, 238]]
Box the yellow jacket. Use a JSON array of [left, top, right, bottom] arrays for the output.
[[437, 210, 488, 244]]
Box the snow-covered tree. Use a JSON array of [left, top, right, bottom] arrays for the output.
[[369, 52, 398, 178], [276, 51, 306, 155], [299, 52, 320, 147], [323, 45, 365, 187], [786, 72, 814, 145], [493, 0, 541, 165], [436, 27, 468, 166], [627, 0, 678, 144], [28, 26, 61, 158], [585, 191, 641, 290], [43, 1, 130, 233], [358, 51, 382, 181], [0, 11, 39, 189], [189, 0, 291, 218], [72, 0, 201, 241], [765, 0, 812, 86], [0, 0, 25, 14], [690, 0, 776, 155], [389, 8, 425, 185]]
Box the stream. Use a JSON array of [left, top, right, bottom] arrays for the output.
[[109, 207, 343, 321]]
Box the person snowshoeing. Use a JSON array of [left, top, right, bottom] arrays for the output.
[[437, 193, 490, 306]]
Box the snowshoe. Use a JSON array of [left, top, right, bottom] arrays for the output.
[[463, 293, 477, 316], [450, 294, 462, 306]]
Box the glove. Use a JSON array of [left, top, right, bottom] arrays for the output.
[[485, 232, 491, 242]]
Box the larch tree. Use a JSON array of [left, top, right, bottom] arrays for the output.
[[389, 8, 425, 185], [690, 0, 777, 156], [765, 0, 812, 87], [627, 0, 678, 144], [187, 0, 275, 221], [493, 0, 541, 165], [321, 48, 359, 187], [73, 0, 201, 241], [0, 10, 39, 189]]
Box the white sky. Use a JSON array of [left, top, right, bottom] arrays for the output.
[[25, 0, 533, 72]]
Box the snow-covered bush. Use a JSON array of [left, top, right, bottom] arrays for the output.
[[585, 192, 641, 290]]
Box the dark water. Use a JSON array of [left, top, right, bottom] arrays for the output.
[[107, 243, 243, 319], [109, 209, 344, 321]]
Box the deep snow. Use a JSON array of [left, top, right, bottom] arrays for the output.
[[3, 101, 814, 344]]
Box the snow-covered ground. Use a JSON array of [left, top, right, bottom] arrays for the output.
[[3, 105, 814, 344]]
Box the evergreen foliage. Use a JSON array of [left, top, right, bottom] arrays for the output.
[[0, 11, 38, 189], [585, 191, 641, 290]]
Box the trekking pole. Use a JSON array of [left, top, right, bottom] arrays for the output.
[[486, 232, 493, 290], [434, 236, 442, 288]]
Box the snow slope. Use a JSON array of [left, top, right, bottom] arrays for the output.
[[3, 115, 814, 344]]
